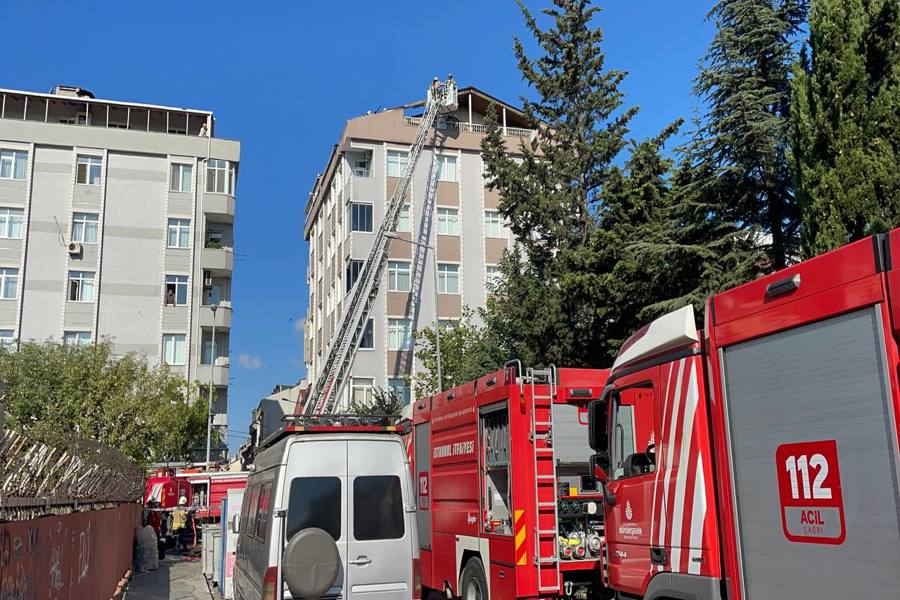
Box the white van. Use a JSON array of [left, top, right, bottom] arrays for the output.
[[233, 418, 419, 600]]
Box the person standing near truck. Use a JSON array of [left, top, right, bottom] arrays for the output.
[[172, 496, 188, 552]]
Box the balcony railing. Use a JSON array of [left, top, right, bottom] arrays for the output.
[[403, 116, 535, 139], [352, 167, 370, 178]]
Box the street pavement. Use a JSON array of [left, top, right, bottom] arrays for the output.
[[126, 554, 212, 600]]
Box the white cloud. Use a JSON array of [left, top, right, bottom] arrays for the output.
[[237, 353, 263, 370], [292, 318, 305, 333]]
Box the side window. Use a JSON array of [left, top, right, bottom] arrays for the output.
[[287, 477, 341, 541], [611, 386, 656, 480], [256, 483, 272, 538], [244, 485, 260, 536], [353, 476, 404, 540]]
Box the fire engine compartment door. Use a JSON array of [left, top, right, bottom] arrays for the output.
[[721, 307, 900, 599], [415, 421, 432, 548]]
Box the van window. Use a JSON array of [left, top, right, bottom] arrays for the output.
[[243, 485, 260, 536], [287, 477, 341, 541], [353, 476, 404, 540], [256, 483, 272, 538]]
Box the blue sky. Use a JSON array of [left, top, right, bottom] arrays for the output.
[[6, 1, 714, 451]]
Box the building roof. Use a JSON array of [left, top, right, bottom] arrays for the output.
[[0, 86, 214, 116], [303, 85, 533, 239]]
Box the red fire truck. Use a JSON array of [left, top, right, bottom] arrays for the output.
[[588, 231, 900, 600], [410, 364, 610, 599]]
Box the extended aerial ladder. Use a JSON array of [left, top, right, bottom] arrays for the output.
[[305, 77, 458, 415]]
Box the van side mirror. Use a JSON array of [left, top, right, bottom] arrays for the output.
[[231, 514, 240, 534], [591, 452, 616, 506], [588, 400, 609, 452]]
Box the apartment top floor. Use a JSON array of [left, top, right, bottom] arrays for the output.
[[0, 85, 240, 162], [303, 86, 534, 238]]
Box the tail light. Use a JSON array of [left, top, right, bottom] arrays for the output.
[[412, 557, 422, 599], [262, 566, 278, 600]]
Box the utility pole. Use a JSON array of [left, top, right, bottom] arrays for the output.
[[205, 303, 218, 465]]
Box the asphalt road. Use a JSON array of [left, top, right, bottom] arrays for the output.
[[126, 554, 212, 600]]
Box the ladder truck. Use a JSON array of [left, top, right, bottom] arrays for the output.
[[588, 230, 900, 600], [304, 77, 458, 416]]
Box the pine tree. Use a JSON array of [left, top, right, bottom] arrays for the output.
[[791, 0, 900, 256], [480, 0, 638, 366], [691, 0, 808, 269]]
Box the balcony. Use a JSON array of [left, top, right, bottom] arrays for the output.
[[201, 246, 233, 274], [204, 193, 235, 222], [403, 115, 535, 139], [196, 357, 230, 387], [200, 302, 232, 330]]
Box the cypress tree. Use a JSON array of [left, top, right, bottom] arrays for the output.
[[791, 0, 900, 256], [480, 0, 639, 366], [691, 0, 808, 269]]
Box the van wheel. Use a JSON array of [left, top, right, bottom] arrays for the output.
[[459, 557, 487, 600]]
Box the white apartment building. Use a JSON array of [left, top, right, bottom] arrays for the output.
[[303, 86, 534, 408], [0, 85, 239, 453]]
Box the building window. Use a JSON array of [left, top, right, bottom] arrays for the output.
[[68, 271, 95, 302], [386, 150, 409, 178], [437, 263, 460, 294], [164, 275, 189, 306], [76, 155, 103, 185], [162, 334, 187, 365], [396, 203, 412, 233], [346, 259, 363, 293], [352, 377, 375, 405], [485, 265, 502, 290], [0, 268, 18, 300], [167, 218, 191, 248], [350, 203, 373, 233], [387, 261, 411, 292], [437, 207, 459, 236], [63, 331, 92, 346], [0, 208, 24, 239], [0, 330, 14, 349], [484, 210, 507, 238], [206, 159, 234, 194], [436, 154, 458, 182], [388, 318, 412, 351], [170, 163, 193, 192], [359, 319, 374, 349], [71, 212, 99, 243], [0, 150, 27, 180], [438, 319, 458, 330], [388, 378, 411, 405]]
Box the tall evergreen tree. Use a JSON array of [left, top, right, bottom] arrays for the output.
[[480, 0, 638, 366], [791, 0, 900, 256], [691, 0, 808, 269]]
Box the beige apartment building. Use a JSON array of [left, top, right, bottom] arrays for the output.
[[0, 85, 239, 452], [302, 86, 534, 408]]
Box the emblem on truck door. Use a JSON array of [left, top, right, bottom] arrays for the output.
[[625, 500, 633, 520], [775, 440, 846, 544]]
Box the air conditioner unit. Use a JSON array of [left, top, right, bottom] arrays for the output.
[[214, 356, 230, 367], [203, 270, 212, 287], [67, 242, 83, 256]]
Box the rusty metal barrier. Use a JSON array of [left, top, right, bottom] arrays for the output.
[[0, 504, 140, 600]]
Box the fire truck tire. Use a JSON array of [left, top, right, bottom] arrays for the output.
[[282, 527, 340, 598], [459, 557, 487, 600]]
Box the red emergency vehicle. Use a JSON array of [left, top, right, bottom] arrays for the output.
[[588, 231, 900, 600], [410, 364, 610, 599]]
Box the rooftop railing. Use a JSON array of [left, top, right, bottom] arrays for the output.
[[403, 115, 535, 139]]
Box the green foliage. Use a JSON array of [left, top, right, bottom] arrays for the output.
[[0, 339, 213, 464], [790, 0, 900, 256], [349, 386, 406, 417], [413, 308, 505, 396], [690, 0, 808, 269]]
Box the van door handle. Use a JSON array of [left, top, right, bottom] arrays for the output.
[[349, 556, 372, 566]]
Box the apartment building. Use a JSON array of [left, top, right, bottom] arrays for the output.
[[303, 86, 534, 409], [0, 85, 239, 447]]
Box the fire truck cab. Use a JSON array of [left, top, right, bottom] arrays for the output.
[[411, 364, 610, 599], [590, 232, 900, 600]]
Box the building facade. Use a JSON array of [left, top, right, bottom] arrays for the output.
[[0, 85, 239, 441], [303, 86, 533, 408]]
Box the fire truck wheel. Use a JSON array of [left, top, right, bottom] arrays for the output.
[[282, 527, 340, 598], [459, 557, 487, 600]]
